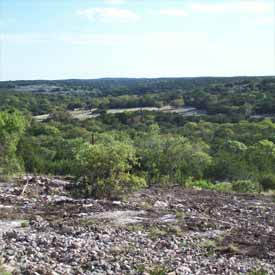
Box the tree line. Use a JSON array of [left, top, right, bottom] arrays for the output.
[[1, 107, 275, 198]]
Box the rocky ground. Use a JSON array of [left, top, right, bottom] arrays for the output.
[[0, 177, 275, 275]]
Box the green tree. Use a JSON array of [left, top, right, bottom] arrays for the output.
[[247, 140, 275, 176], [171, 97, 184, 108], [136, 125, 212, 184], [135, 124, 163, 184], [0, 111, 26, 177], [75, 134, 146, 198], [213, 140, 249, 180]]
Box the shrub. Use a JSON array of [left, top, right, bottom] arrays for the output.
[[20, 220, 29, 228], [72, 174, 146, 199], [232, 180, 260, 193], [199, 239, 217, 255], [150, 266, 168, 275], [186, 178, 232, 192], [213, 182, 232, 192], [185, 178, 214, 190], [0, 265, 12, 275], [248, 268, 268, 275], [259, 175, 275, 191], [74, 137, 146, 199]]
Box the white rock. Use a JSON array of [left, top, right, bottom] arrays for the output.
[[154, 200, 168, 208]]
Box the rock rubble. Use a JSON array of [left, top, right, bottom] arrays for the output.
[[0, 178, 274, 274]]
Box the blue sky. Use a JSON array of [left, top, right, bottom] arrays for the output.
[[0, 0, 274, 80]]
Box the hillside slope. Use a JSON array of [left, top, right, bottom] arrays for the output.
[[0, 178, 274, 275]]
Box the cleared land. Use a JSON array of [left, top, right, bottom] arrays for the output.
[[34, 106, 206, 121]]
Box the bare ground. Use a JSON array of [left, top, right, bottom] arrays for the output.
[[0, 178, 274, 275]]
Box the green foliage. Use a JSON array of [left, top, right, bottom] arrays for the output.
[[0, 265, 12, 275], [0, 111, 26, 177], [186, 178, 232, 192], [20, 220, 30, 228], [3, 77, 275, 197], [213, 182, 233, 192], [135, 264, 146, 273], [74, 135, 146, 198], [136, 125, 212, 185], [148, 227, 167, 240], [199, 239, 217, 255], [232, 180, 260, 193], [149, 266, 168, 275], [212, 140, 250, 180], [259, 175, 275, 191], [247, 268, 268, 275], [247, 140, 275, 176], [171, 96, 184, 108], [186, 178, 214, 189]]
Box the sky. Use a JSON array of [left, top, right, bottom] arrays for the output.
[[0, 0, 274, 80]]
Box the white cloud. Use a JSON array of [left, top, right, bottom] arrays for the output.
[[104, 0, 126, 4], [68, 32, 213, 50], [60, 33, 126, 46], [1, 33, 49, 44], [158, 8, 188, 17], [256, 17, 274, 24], [77, 8, 139, 23], [1, 32, 136, 47], [1, 32, 210, 49], [191, 1, 273, 13]]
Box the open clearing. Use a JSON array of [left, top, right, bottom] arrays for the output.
[[34, 106, 206, 121]]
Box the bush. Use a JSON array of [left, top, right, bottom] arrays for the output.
[[185, 178, 213, 189], [0, 265, 12, 275], [248, 268, 268, 275], [232, 180, 260, 193], [150, 266, 168, 275], [214, 182, 232, 192], [72, 174, 146, 199], [185, 178, 232, 192], [20, 220, 29, 228], [259, 175, 275, 191], [74, 137, 147, 199]]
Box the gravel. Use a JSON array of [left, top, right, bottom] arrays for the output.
[[0, 177, 274, 274]]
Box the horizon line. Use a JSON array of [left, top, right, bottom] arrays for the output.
[[1, 75, 275, 82]]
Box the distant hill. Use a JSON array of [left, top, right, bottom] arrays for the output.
[[1, 76, 274, 95]]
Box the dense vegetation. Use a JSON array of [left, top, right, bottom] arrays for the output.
[[1, 77, 275, 197]]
